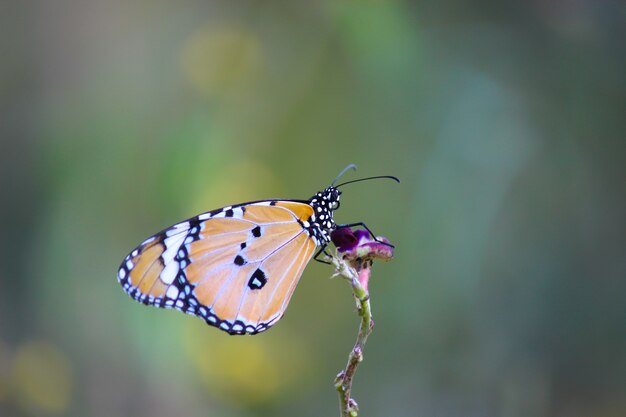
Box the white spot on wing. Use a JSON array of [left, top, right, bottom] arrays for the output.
[[162, 232, 187, 264], [166, 286, 179, 299], [232, 207, 244, 218], [167, 222, 190, 236], [160, 262, 178, 285]]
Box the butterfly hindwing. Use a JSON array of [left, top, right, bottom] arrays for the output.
[[204, 230, 315, 330], [118, 200, 317, 335]]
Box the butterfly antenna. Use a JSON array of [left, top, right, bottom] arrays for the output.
[[335, 175, 400, 188], [331, 164, 358, 186]]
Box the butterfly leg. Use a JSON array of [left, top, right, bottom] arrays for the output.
[[313, 244, 332, 264], [336, 222, 395, 248]]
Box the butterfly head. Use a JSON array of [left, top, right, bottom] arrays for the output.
[[304, 167, 399, 246], [322, 186, 342, 210], [307, 186, 342, 244]]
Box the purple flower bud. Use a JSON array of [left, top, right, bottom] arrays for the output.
[[331, 227, 394, 263], [331, 228, 371, 252]]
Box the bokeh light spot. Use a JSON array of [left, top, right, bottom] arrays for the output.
[[181, 23, 262, 97], [13, 341, 73, 414], [183, 320, 310, 407], [193, 159, 279, 213]]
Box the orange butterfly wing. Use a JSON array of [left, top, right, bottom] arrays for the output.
[[118, 201, 317, 334]]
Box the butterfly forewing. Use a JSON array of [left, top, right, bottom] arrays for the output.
[[118, 200, 318, 335]]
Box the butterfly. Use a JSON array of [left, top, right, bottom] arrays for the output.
[[117, 164, 398, 335]]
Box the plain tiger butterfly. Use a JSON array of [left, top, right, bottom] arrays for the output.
[[117, 164, 398, 335]]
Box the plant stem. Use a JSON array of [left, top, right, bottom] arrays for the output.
[[334, 260, 373, 417], [329, 227, 394, 416]]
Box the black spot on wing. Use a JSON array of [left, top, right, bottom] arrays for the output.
[[234, 255, 246, 266], [225, 209, 234, 217], [240, 242, 247, 250], [248, 268, 267, 290], [251, 226, 262, 238], [187, 218, 202, 240]]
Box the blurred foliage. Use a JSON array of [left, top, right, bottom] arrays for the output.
[[1, 1, 625, 417], [13, 341, 73, 414]]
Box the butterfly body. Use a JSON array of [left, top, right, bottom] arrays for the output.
[[118, 187, 342, 335]]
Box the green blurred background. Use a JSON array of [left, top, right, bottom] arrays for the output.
[[1, 1, 625, 416]]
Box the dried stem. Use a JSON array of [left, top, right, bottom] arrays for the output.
[[328, 227, 394, 417], [332, 256, 374, 417]]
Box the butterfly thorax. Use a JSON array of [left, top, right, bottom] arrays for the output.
[[304, 186, 341, 246]]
